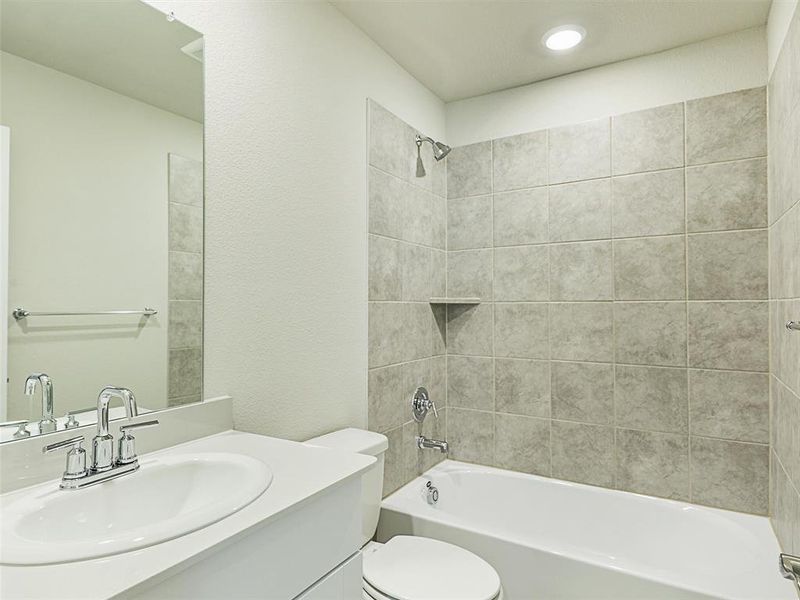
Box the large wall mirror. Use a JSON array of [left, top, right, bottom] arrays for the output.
[[0, 0, 204, 442]]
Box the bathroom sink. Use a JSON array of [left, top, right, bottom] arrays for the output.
[[0, 452, 272, 565]]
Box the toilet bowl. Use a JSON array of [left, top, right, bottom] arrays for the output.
[[305, 428, 503, 600]]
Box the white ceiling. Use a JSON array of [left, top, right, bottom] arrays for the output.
[[1, 0, 203, 122], [333, 0, 772, 102]]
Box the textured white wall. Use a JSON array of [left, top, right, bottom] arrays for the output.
[[768, 0, 799, 74], [446, 27, 767, 146], [144, 1, 445, 440]]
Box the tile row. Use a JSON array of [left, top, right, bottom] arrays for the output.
[[449, 159, 767, 249], [445, 302, 768, 371], [447, 408, 768, 514], [369, 235, 446, 301], [368, 302, 445, 368], [367, 356, 446, 434], [447, 232, 768, 302], [446, 356, 768, 442], [382, 409, 448, 496], [447, 87, 766, 197]]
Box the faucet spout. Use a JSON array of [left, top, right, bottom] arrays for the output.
[[25, 373, 56, 433], [92, 386, 137, 471], [96, 386, 137, 437], [416, 435, 449, 454]]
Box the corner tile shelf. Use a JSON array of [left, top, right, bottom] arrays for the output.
[[428, 298, 481, 305]]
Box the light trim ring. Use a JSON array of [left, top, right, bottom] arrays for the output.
[[543, 25, 586, 51]]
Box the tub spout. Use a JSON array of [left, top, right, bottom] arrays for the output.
[[417, 435, 448, 454]]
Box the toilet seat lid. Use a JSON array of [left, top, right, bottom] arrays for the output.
[[363, 536, 501, 600]]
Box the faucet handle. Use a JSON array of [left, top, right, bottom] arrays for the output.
[[64, 405, 95, 429], [411, 387, 438, 422], [43, 436, 87, 480], [119, 419, 159, 433], [1, 419, 31, 438], [117, 420, 159, 465], [43, 435, 84, 453]]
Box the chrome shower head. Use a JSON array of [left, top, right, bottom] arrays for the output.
[[415, 134, 451, 177], [431, 140, 451, 161]]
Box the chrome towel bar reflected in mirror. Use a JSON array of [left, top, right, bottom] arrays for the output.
[[12, 307, 157, 321]]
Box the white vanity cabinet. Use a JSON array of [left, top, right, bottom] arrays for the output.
[[295, 553, 362, 600], [124, 473, 364, 600]]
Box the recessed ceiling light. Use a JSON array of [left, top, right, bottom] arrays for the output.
[[543, 25, 586, 51]]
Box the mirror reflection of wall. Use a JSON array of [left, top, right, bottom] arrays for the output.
[[0, 0, 204, 440]]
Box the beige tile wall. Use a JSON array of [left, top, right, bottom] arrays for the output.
[[445, 87, 771, 514], [168, 154, 204, 407], [768, 7, 800, 555], [367, 101, 448, 496]]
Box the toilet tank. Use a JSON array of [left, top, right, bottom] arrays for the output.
[[304, 428, 388, 546]]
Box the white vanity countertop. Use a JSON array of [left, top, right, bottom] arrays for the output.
[[0, 430, 374, 600]]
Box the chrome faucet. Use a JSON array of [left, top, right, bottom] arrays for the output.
[[416, 436, 449, 453], [0, 419, 31, 438], [411, 386, 449, 454], [42, 386, 158, 490], [25, 373, 56, 434], [780, 554, 800, 594], [411, 387, 437, 423], [92, 386, 138, 471]]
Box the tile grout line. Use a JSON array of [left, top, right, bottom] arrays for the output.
[[428, 154, 768, 199], [684, 99, 694, 503], [546, 128, 553, 478], [444, 154, 449, 454], [609, 116, 619, 488], [448, 228, 770, 251], [490, 138, 497, 467], [765, 87, 774, 523]]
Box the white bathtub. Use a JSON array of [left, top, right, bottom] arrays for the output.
[[377, 461, 795, 600]]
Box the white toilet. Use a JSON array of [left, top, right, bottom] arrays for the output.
[[305, 428, 503, 600]]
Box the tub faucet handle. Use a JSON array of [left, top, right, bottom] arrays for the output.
[[411, 387, 437, 422]]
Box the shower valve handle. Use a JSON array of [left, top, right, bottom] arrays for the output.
[[411, 387, 437, 422]]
